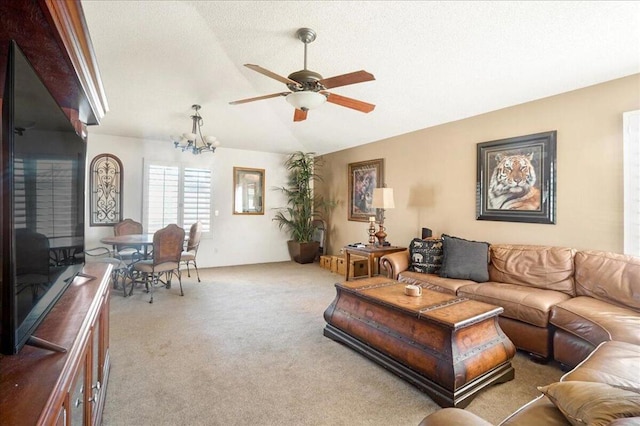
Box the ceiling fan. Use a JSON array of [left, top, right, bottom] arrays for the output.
[[229, 28, 375, 122]]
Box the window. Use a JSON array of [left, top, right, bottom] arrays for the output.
[[624, 110, 640, 256], [143, 161, 211, 234]]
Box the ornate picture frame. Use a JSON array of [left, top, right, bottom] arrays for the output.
[[90, 153, 123, 226], [476, 131, 557, 224], [348, 158, 384, 222], [233, 167, 265, 215]]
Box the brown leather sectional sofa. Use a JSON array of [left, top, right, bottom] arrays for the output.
[[381, 244, 640, 367], [418, 340, 640, 425], [381, 243, 640, 424]]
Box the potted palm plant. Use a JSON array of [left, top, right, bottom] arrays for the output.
[[274, 151, 331, 264]]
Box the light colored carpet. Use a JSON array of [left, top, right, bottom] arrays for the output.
[[102, 262, 562, 426]]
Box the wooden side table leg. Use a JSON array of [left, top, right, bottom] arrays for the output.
[[368, 254, 375, 278]]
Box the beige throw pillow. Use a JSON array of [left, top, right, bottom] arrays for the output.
[[538, 381, 640, 426]]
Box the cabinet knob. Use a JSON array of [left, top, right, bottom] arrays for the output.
[[88, 381, 101, 403], [74, 398, 82, 408]]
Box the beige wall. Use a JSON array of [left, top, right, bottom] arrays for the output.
[[318, 74, 640, 255]]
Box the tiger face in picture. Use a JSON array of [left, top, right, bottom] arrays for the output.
[[487, 152, 541, 210]]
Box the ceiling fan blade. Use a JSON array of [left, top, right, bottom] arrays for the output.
[[319, 70, 375, 89], [323, 92, 375, 113], [293, 109, 308, 122], [244, 64, 302, 88], [229, 92, 290, 105]]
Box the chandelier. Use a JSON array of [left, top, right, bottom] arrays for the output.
[[172, 104, 221, 154]]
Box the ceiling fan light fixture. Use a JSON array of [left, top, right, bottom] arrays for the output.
[[172, 104, 220, 155], [286, 91, 327, 111]]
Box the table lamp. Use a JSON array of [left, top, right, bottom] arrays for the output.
[[372, 187, 395, 246]]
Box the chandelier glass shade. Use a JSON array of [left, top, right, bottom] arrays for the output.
[[172, 104, 220, 154], [286, 91, 327, 111]]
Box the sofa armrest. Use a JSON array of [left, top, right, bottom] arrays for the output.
[[418, 408, 494, 426], [380, 249, 410, 279]]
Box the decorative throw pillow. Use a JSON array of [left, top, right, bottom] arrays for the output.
[[439, 234, 490, 282], [538, 381, 640, 426], [408, 238, 443, 274]]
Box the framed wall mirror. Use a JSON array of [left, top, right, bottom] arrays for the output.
[[233, 167, 265, 215]]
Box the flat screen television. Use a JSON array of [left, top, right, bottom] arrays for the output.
[[0, 41, 86, 355]]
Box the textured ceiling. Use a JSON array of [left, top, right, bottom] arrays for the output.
[[81, 1, 640, 155]]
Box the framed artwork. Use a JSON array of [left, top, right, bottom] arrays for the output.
[[348, 158, 384, 222], [90, 153, 123, 226], [233, 167, 265, 215], [476, 131, 557, 224]]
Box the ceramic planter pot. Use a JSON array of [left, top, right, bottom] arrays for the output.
[[287, 240, 320, 264]]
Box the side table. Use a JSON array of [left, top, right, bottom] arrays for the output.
[[343, 245, 407, 280]]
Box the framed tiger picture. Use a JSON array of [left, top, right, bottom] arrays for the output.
[[476, 131, 557, 224]]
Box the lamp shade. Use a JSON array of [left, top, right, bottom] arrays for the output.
[[286, 91, 327, 111], [372, 188, 395, 209], [183, 132, 197, 141]]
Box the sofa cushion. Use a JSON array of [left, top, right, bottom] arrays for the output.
[[563, 341, 640, 391], [538, 381, 640, 426], [418, 407, 494, 426], [408, 238, 443, 274], [458, 282, 571, 327], [574, 250, 640, 311], [489, 244, 576, 296], [397, 271, 475, 295], [501, 395, 570, 426], [550, 296, 640, 347], [439, 234, 489, 282]]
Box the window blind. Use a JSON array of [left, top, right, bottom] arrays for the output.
[[183, 167, 211, 231], [144, 163, 211, 234], [147, 165, 179, 233]]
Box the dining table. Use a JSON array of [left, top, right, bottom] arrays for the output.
[[100, 234, 155, 259]]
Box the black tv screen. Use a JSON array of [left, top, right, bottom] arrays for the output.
[[0, 42, 86, 354]]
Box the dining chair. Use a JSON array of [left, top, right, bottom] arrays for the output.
[[113, 218, 143, 263], [131, 224, 185, 303], [83, 247, 131, 297], [180, 221, 202, 282]]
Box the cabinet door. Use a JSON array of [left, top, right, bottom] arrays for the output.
[[90, 291, 110, 425], [90, 317, 102, 423], [69, 351, 88, 425], [54, 406, 66, 426]]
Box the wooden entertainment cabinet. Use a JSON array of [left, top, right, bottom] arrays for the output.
[[0, 263, 112, 425], [0, 1, 109, 424]]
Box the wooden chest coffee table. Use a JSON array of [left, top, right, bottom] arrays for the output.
[[323, 277, 515, 407]]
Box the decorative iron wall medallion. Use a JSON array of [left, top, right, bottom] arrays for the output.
[[90, 154, 123, 226]]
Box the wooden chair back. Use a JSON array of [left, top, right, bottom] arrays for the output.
[[186, 221, 202, 253], [114, 218, 142, 236], [153, 224, 185, 266]]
